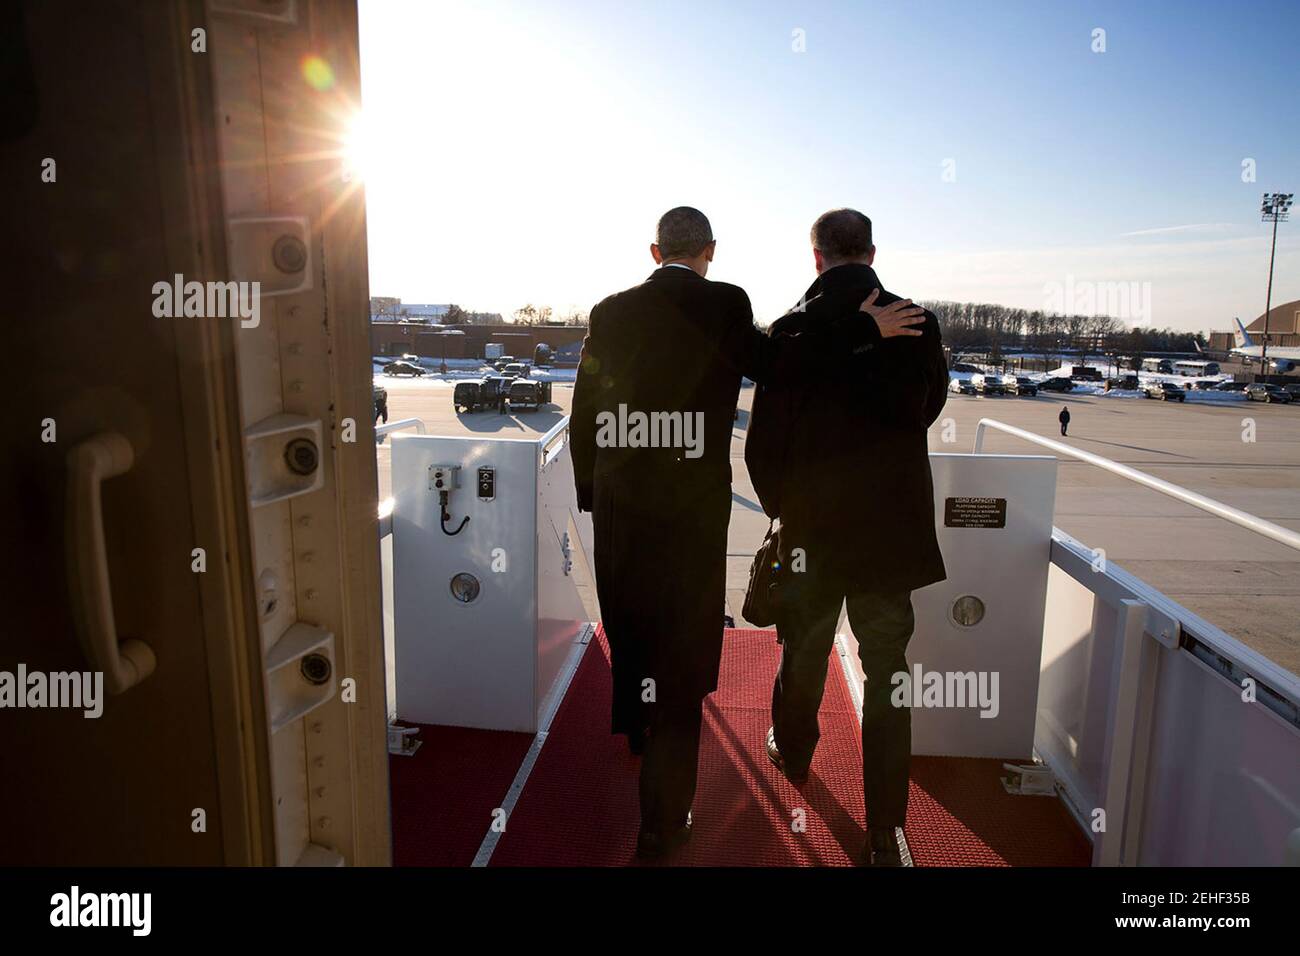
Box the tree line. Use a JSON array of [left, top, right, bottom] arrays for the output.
[[437, 304, 590, 327], [920, 299, 1208, 365]]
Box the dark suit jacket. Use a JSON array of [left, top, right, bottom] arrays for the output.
[[571, 266, 884, 516], [570, 265, 885, 710], [745, 263, 948, 596]]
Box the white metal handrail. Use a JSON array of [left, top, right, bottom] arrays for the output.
[[377, 417, 426, 438], [973, 418, 1300, 553], [539, 417, 569, 469]]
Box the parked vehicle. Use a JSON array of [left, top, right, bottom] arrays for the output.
[[950, 362, 983, 374], [1141, 358, 1175, 374], [1038, 377, 1075, 392], [1071, 366, 1103, 381], [948, 377, 977, 396], [1007, 376, 1038, 396], [971, 373, 1005, 396], [1216, 380, 1249, 392], [491, 355, 516, 372], [382, 360, 425, 377], [453, 376, 512, 412], [1191, 380, 1220, 390], [507, 378, 553, 410], [502, 362, 529, 379], [1245, 383, 1292, 404], [1283, 383, 1300, 401], [1145, 382, 1186, 402]]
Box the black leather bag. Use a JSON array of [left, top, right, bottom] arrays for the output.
[[742, 520, 783, 627]]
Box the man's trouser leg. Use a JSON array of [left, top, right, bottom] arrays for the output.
[[591, 487, 648, 738], [639, 700, 702, 833], [770, 582, 842, 774], [845, 591, 915, 829]]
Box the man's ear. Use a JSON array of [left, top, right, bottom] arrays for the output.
[[867, 244, 876, 266], [704, 241, 716, 263], [813, 248, 826, 274], [650, 242, 663, 265]]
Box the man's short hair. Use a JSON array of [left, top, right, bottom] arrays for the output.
[[655, 206, 714, 259], [810, 208, 873, 263]]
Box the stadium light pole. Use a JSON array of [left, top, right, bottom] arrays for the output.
[[1259, 192, 1293, 378]]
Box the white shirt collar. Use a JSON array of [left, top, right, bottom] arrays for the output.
[[661, 263, 695, 272]]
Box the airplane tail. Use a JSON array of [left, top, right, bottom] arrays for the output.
[[1233, 317, 1255, 349]]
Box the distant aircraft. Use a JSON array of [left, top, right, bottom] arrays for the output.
[[1228, 318, 1300, 373]]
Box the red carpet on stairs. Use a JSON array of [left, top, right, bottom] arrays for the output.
[[390, 627, 1091, 867], [389, 723, 533, 867]]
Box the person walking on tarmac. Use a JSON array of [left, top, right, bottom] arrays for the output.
[[1059, 405, 1071, 437]]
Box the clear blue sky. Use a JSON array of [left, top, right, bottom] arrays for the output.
[[354, 0, 1298, 331]]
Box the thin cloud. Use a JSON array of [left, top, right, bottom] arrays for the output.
[[1121, 223, 1236, 238]]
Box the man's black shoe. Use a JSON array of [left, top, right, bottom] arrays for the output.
[[864, 826, 911, 867], [635, 812, 692, 859], [765, 726, 809, 784]]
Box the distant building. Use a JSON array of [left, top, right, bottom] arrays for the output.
[[368, 298, 452, 324], [370, 322, 588, 359], [1208, 298, 1300, 352]]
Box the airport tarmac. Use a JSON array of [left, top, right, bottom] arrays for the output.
[[377, 377, 1300, 677]]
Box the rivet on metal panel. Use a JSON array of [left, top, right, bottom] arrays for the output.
[[298, 515, 313, 527], [305, 588, 317, 600], [301, 551, 315, 563], [289, 379, 304, 393], [310, 720, 323, 734], [317, 817, 331, 830], [313, 756, 326, 769]]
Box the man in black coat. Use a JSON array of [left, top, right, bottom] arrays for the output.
[[571, 207, 926, 857], [1059, 405, 1070, 436], [745, 208, 948, 866]]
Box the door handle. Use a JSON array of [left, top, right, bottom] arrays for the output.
[[66, 432, 156, 694]]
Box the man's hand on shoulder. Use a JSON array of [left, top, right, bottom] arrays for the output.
[[860, 288, 926, 339]]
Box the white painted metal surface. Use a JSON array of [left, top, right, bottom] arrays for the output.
[[837, 453, 1058, 759], [1039, 531, 1300, 866], [391, 421, 592, 732], [966, 419, 1300, 864], [376, 417, 426, 439]]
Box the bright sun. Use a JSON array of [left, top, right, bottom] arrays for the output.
[[342, 112, 377, 183]]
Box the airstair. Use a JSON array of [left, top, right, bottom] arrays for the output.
[[377, 416, 1300, 867]]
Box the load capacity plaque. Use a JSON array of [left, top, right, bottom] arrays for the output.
[[944, 496, 1007, 529]]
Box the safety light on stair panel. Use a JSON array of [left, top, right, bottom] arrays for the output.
[[450, 572, 481, 605], [951, 595, 985, 628]]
